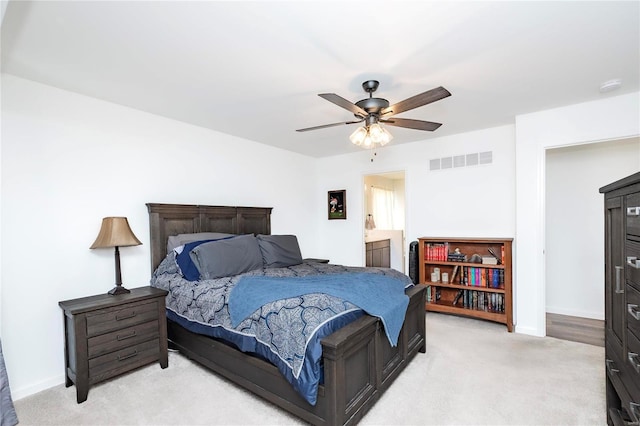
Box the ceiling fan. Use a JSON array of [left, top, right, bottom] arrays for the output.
[[296, 80, 451, 148]]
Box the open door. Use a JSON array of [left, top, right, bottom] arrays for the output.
[[363, 171, 406, 272]]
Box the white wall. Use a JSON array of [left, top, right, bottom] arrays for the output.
[[515, 92, 640, 336], [0, 74, 319, 398], [545, 138, 640, 319], [315, 125, 516, 272]]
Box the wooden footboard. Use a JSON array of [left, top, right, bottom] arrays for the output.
[[321, 283, 426, 425], [167, 284, 426, 426]]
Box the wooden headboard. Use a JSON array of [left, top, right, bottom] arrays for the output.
[[146, 203, 273, 272]]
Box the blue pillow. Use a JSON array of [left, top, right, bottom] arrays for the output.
[[176, 236, 235, 281]]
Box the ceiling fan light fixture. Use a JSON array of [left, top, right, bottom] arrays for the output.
[[350, 123, 393, 148], [369, 123, 393, 146], [350, 126, 368, 146], [363, 134, 373, 148]]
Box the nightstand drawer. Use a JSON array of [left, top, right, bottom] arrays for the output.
[[86, 300, 158, 337], [89, 338, 160, 381], [88, 320, 160, 358]]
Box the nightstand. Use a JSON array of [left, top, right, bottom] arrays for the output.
[[59, 286, 168, 403]]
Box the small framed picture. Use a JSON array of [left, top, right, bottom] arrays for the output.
[[328, 190, 347, 220]]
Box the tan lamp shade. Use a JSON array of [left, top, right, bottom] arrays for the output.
[[90, 217, 142, 249], [90, 217, 141, 295]]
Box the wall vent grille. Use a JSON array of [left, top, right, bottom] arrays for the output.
[[429, 151, 493, 171]]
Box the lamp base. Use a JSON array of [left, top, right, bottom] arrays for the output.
[[108, 285, 131, 296]]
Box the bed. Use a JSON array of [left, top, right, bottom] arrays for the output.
[[147, 203, 426, 426]]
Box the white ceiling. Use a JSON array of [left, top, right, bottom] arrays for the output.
[[2, 1, 639, 158]]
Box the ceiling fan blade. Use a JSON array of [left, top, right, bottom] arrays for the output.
[[319, 93, 367, 117], [381, 117, 442, 131], [381, 86, 451, 117], [296, 119, 363, 132]]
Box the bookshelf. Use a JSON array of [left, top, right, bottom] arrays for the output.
[[418, 237, 513, 332]]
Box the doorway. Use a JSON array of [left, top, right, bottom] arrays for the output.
[[544, 137, 639, 343], [363, 171, 406, 272]]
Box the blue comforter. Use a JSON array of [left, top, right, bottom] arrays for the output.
[[229, 273, 409, 346], [150, 252, 413, 405]]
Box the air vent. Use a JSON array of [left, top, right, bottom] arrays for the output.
[[466, 153, 479, 166], [453, 155, 465, 168], [479, 151, 492, 164], [429, 151, 493, 172]]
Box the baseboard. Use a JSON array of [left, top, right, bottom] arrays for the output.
[[515, 324, 544, 337], [12, 374, 64, 401]]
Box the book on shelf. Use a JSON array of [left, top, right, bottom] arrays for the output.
[[450, 265, 460, 284], [425, 242, 449, 261], [481, 256, 498, 265], [458, 267, 504, 289], [452, 290, 463, 306], [459, 290, 505, 313]]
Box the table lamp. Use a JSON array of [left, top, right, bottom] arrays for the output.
[[90, 217, 142, 295]]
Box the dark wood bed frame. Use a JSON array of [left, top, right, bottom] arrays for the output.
[[147, 203, 426, 426]]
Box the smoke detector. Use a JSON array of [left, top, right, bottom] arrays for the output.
[[600, 79, 622, 93]]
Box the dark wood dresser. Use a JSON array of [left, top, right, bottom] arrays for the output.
[[600, 171, 640, 425], [59, 286, 168, 403]]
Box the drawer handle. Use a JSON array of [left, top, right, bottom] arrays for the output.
[[628, 206, 640, 217], [606, 358, 619, 374], [628, 257, 640, 270], [116, 311, 136, 321], [629, 304, 640, 321], [629, 352, 640, 374], [630, 402, 640, 423], [615, 266, 625, 294], [117, 350, 138, 362], [116, 331, 137, 341]]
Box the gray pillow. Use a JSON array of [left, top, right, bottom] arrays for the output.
[[167, 232, 235, 252], [256, 234, 303, 268], [189, 234, 263, 279]]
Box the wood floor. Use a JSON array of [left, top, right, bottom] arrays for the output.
[[546, 313, 604, 347]]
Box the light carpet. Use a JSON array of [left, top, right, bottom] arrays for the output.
[[14, 313, 605, 425]]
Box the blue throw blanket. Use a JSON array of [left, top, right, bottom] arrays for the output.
[[229, 272, 409, 346]]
